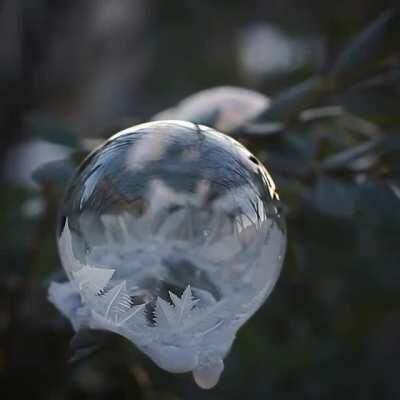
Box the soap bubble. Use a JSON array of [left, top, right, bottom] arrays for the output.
[[49, 120, 286, 389]]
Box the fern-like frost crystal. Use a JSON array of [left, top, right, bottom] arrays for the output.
[[49, 120, 286, 389]]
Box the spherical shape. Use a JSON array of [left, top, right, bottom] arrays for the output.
[[56, 120, 286, 387]]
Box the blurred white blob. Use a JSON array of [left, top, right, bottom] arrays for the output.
[[152, 86, 269, 132], [3, 139, 72, 190], [237, 23, 324, 80], [21, 196, 46, 219]]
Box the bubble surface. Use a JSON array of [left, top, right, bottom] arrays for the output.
[[54, 120, 286, 388]]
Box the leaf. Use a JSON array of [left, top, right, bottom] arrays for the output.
[[26, 113, 81, 148], [330, 9, 400, 89], [231, 121, 283, 138], [248, 77, 325, 124], [68, 328, 107, 363], [320, 140, 381, 172], [32, 159, 75, 188], [321, 136, 400, 172], [336, 87, 400, 126], [264, 151, 311, 179], [355, 179, 400, 227], [237, 11, 399, 135], [308, 176, 359, 218]]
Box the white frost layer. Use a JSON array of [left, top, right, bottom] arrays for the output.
[[49, 217, 284, 388]]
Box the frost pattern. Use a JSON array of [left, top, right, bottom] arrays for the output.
[[58, 220, 147, 328], [52, 216, 282, 389], [57, 219, 233, 336], [155, 286, 199, 330]]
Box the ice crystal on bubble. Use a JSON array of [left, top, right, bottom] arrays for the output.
[[48, 120, 286, 389]]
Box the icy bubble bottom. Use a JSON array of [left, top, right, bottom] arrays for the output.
[[49, 216, 284, 388]]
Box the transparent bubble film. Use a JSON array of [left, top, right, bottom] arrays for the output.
[[49, 120, 286, 389]]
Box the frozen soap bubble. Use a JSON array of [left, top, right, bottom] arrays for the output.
[[49, 120, 286, 389]]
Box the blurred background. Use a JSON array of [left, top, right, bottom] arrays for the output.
[[1, 1, 400, 399]]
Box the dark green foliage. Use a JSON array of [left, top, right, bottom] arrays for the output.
[[236, 9, 400, 136], [26, 114, 82, 149], [329, 9, 400, 89], [250, 77, 326, 124], [32, 159, 75, 188], [1, 3, 400, 400]]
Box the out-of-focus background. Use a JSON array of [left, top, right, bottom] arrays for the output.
[[1, 1, 400, 399]]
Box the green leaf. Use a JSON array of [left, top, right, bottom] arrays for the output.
[[320, 140, 381, 172], [330, 9, 400, 89], [309, 176, 358, 218], [337, 86, 400, 126], [249, 77, 325, 124], [32, 159, 75, 188], [26, 113, 81, 148], [320, 137, 400, 172]]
